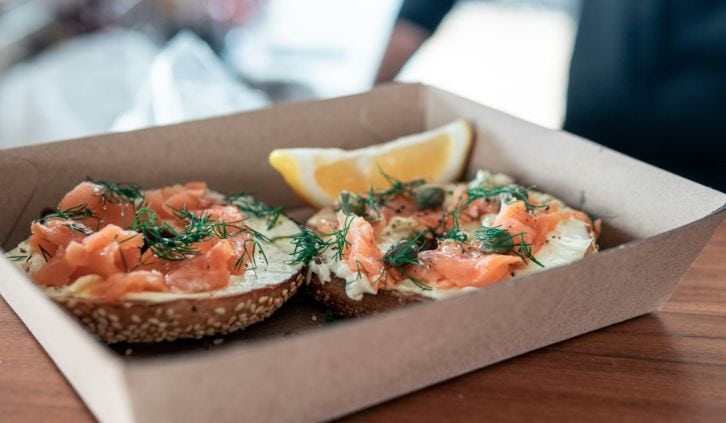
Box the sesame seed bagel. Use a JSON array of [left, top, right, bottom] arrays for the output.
[[53, 272, 303, 343], [7, 180, 307, 343], [10, 221, 305, 343]]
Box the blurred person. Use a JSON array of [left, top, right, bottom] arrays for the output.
[[377, 0, 726, 191]]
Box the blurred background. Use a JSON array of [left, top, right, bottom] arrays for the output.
[[0, 0, 576, 145], [0, 0, 723, 189]]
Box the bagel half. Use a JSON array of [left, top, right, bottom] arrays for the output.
[[8, 182, 305, 343], [304, 170, 601, 317]]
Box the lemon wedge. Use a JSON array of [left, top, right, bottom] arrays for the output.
[[269, 119, 473, 208]]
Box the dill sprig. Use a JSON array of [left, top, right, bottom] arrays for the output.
[[225, 192, 283, 229], [233, 226, 270, 270], [7, 255, 31, 262], [38, 203, 98, 224], [474, 225, 544, 267], [439, 202, 468, 243], [132, 207, 271, 270], [132, 208, 212, 261], [283, 213, 356, 264], [331, 214, 355, 261], [382, 230, 432, 291], [467, 184, 542, 211], [87, 178, 144, 206], [288, 227, 329, 265]]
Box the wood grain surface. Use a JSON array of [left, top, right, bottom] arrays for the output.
[[1, 222, 724, 422]]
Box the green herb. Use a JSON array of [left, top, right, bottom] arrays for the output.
[[474, 225, 544, 267], [383, 231, 426, 268], [132, 208, 211, 262], [38, 244, 52, 262], [467, 184, 542, 211], [38, 203, 97, 224], [440, 207, 468, 243], [283, 213, 356, 264], [132, 207, 270, 270], [7, 255, 30, 262], [331, 214, 355, 261], [365, 186, 381, 220], [288, 227, 329, 265], [87, 178, 144, 206], [225, 192, 283, 229], [381, 230, 432, 291], [233, 228, 270, 270]]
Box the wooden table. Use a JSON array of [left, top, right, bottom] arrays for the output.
[[2, 223, 725, 422]]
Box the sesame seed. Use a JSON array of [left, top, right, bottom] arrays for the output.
[[215, 307, 226, 315], [131, 315, 141, 323], [213, 338, 224, 345], [166, 309, 175, 317], [258, 296, 268, 304]]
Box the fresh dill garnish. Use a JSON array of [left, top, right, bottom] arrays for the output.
[[38, 203, 97, 224], [382, 232, 425, 268], [382, 230, 432, 291], [87, 178, 143, 206], [283, 213, 356, 264], [132, 208, 210, 261], [132, 207, 271, 270], [467, 184, 542, 211], [288, 227, 329, 265], [7, 255, 31, 262], [440, 206, 468, 242], [38, 244, 52, 262], [354, 260, 363, 280], [225, 192, 283, 229], [365, 186, 381, 220], [332, 214, 355, 261], [474, 225, 544, 267], [234, 228, 270, 270]]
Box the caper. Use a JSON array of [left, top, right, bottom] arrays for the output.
[[383, 238, 420, 267], [414, 185, 445, 209], [339, 190, 366, 216]]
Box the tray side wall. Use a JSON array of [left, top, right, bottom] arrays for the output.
[[0, 259, 132, 423]]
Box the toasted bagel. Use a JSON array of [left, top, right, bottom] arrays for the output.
[[304, 170, 601, 317], [8, 181, 304, 343]]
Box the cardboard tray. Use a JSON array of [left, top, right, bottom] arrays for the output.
[[0, 83, 724, 422]]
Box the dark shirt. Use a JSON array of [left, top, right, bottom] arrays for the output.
[[399, 0, 726, 190]]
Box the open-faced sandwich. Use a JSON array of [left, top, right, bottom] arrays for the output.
[[302, 170, 600, 316], [7, 180, 304, 343], [269, 120, 601, 317]]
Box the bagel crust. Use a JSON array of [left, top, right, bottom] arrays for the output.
[[307, 272, 429, 318], [52, 273, 304, 343]]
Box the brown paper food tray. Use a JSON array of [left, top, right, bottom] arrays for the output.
[[0, 83, 723, 422]]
